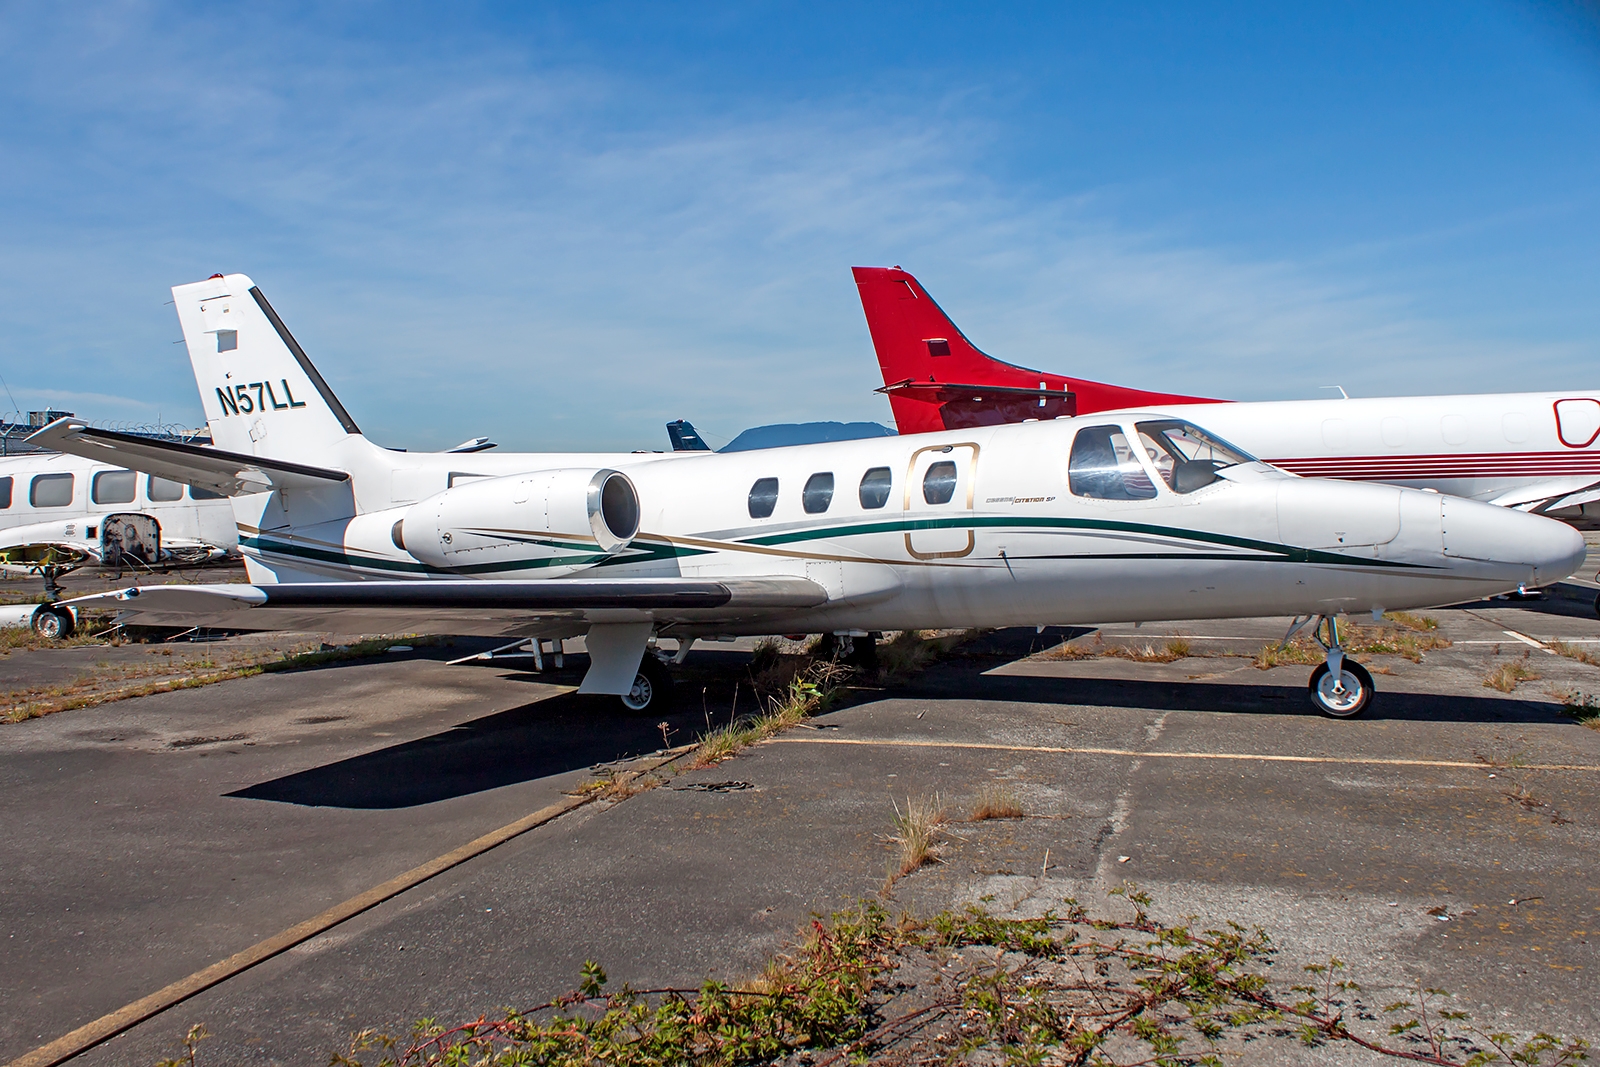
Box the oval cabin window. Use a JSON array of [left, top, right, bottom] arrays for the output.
[[747, 477, 779, 519]]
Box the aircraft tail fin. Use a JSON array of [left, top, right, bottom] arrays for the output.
[[852, 266, 1220, 434], [666, 419, 713, 451], [173, 274, 363, 464]]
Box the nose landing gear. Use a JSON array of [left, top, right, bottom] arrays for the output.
[[1287, 615, 1374, 718]]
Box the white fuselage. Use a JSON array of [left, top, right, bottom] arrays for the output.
[[1155, 392, 1600, 512], [0, 451, 236, 562], [228, 413, 1584, 638]]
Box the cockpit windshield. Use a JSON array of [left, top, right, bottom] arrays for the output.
[[1135, 420, 1255, 494]]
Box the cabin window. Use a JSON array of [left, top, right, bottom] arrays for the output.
[[922, 461, 958, 505], [802, 472, 834, 514], [858, 467, 892, 509], [1068, 426, 1157, 500], [747, 477, 779, 519], [216, 330, 238, 353], [30, 473, 74, 508], [1134, 420, 1252, 495], [148, 475, 185, 502], [0, 476, 12, 509], [92, 469, 137, 505], [189, 485, 225, 500]]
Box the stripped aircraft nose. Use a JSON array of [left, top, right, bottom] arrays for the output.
[[1441, 496, 1588, 588]]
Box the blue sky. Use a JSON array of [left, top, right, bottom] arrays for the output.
[[1, 2, 1597, 451]]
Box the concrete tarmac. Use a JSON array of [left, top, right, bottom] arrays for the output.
[[3, 588, 1600, 1065]]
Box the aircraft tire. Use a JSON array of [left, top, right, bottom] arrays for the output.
[[618, 655, 673, 715], [1307, 660, 1373, 719], [1593, 590, 1600, 620], [32, 607, 74, 641]]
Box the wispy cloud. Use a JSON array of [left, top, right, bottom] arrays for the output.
[[0, 5, 1594, 450]]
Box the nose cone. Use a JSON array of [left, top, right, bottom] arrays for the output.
[[1442, 497, 1587, 586]]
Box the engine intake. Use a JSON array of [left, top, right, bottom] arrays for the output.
[[403, 468, 640, 575]]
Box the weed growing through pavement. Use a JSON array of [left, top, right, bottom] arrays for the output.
[[1384, 611, 1440, 631], [1253, 638, 1325, 669], [969, 780, 1024, 821], [689, 660, 850, 769], [883, 794, 947, 891], [182, 888, 1588, 1067], [1252, 622, 1452, 670], [1484, 653, 1541, 693], [3, 636, 434, 723], [1549, 640, 1600, 668], [873, 628, 978, 681], [1554, 688, 1600, 726]]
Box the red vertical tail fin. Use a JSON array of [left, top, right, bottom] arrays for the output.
[[852, 266, 1220, 434]]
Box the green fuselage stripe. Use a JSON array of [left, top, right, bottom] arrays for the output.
[[737, 514, 1421, 569], [241, 512, 1423, 576]]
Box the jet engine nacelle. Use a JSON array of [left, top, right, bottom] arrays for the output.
[[401, 468, 640, 575]]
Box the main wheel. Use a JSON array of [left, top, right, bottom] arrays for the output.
[[618, 655, 673, 714], [1593, 590, 1599, 621], [32, 607, 74, 640], [1307, 660, 1373, 718]]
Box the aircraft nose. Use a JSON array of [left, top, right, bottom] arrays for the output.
[[1442, 497, 1587, 586]]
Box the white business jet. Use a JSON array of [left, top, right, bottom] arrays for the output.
[[856, 266, 1600, 518], [34, 273, 1586, 718]]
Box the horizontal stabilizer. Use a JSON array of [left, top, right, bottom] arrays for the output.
[[26, 419, 349, 496]]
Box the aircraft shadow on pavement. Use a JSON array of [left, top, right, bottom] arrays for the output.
[[912, 664, 1575, 725], [228, 693, 695, 809]]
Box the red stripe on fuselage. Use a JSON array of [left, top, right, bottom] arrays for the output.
[[1268, 450, 1600, 480]]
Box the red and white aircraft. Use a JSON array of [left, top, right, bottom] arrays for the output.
[[855, 266, 1600, 522]]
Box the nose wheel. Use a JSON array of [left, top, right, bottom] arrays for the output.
[[1289, 615, 1374, 718]]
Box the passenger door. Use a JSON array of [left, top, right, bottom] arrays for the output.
[[904, 443, 980, 558]]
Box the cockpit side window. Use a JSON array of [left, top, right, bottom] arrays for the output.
[[1068, 425, 1158, 501], [747, 477, 779, 519], [0, 476, 11, 510], [1135, 420, 1253, 494]]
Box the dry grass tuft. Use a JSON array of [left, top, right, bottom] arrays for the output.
[[1252, 621, 1452, 671], [1252, 639, 1326, 670], [1344, 623, 1451, 663], [1553, 687, 1600, 726], [1108, 638, 1191, 663], [884, 794, 946, 892], [1038, 638, 1098, 660], [970, 781, 1024, 821], [875, 629, 979, 680], [1383, 611, 1439, 632], [1484, 655, 1541, 693], [1040, 633, 1191, 663], [1548, 640, 1600, 668], [876, 629, 940, 676], [689, 660, 849, 768]]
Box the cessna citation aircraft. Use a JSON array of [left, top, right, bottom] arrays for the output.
[[33, 273, 1586, 719], [855, 267, 1600, 520]]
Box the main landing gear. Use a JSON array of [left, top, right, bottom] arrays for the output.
[[32, 563, 76, 640], [619, 654, 674, 715], [1285, 615, 1374, 719]]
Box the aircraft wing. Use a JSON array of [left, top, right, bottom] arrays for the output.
[[26, 419, 349, 496], [1482, 477, 1600, 513], [60, 576, 829, 637]]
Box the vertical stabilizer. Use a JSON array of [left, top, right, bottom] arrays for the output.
[[852, 266, 1221, 433], [173, 274, 361, 463]]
